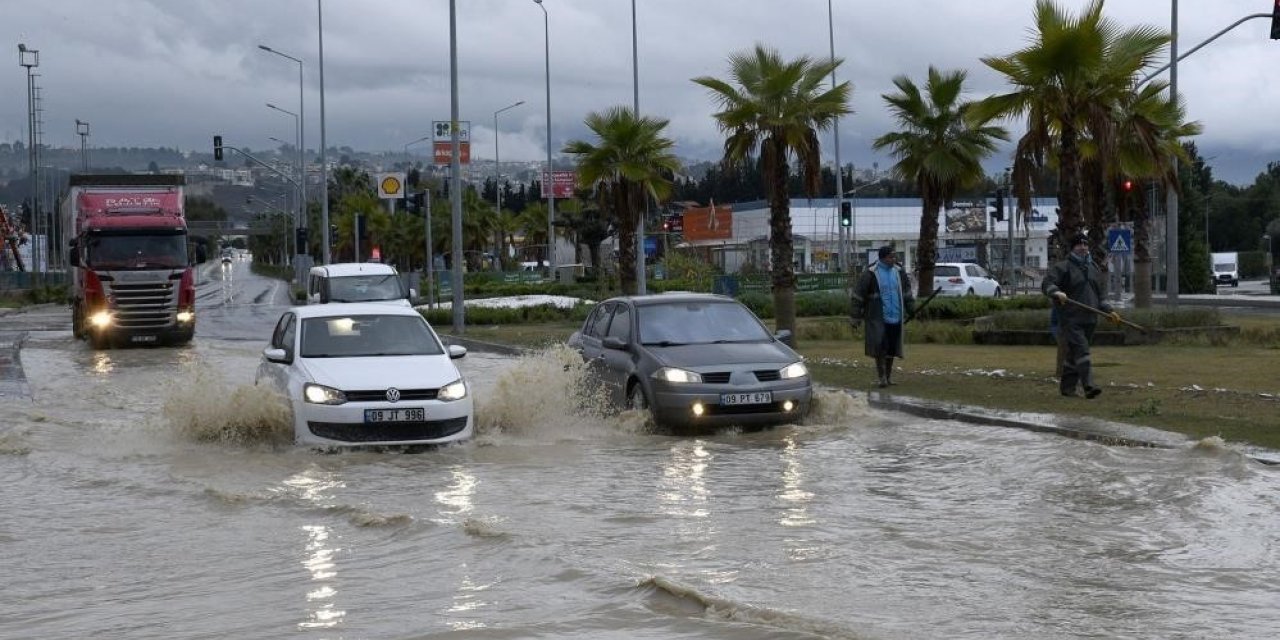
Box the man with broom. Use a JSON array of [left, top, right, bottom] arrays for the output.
[[1042, 233, 1123, 399]]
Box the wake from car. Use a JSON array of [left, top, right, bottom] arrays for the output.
[[162, 367, 294, 446], [474, 344, 648, 441]]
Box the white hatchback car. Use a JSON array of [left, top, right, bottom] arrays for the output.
[[933, 262, 1003, 297], [256, 303, 472, 447]]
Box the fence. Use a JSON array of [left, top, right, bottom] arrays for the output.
[[1, 271, 70, 293], [713, 273, 851, 296]]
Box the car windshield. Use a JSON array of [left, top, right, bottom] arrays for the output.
[[85, 231, 187, 270], [637, 301, 772, 345], [934, 265, 960, 277], [327, 274, 404, 302], [299, 314, 444, 358]]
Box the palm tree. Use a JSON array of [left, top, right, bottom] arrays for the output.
[[1103, 82, 1200, 307], [693, 44, 851, 335], [873, 67, 1008, 297], [971, 0, 1168, 260], [563, 106, 680, 295]]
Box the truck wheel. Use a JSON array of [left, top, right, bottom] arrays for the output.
[[89, 332, 111, 350], [72, 301, 85, 339]]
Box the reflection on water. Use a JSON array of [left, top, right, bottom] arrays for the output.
[[435, 465, 491, 630], [777, 434, 814, 528], [285, 469, 347, 631], [91, 352, 113, 375], [660, 440, 712, 547]]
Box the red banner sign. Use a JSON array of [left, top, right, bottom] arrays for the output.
[[541, 170, 577, 199], [433, 141, 471, 165], [77, 191, 182, 215], [680, 204, 733, 242]]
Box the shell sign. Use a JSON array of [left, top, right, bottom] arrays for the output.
[[680, 203, 733, 242], [376, 172, 406, 199]]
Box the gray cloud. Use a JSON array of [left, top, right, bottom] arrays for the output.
[[4, 0, 1278, 183]]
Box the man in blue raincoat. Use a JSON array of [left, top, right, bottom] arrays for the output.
[[850, 246, 915, 388]]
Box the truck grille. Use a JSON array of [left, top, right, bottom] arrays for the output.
[[108, 281, 176, 330]]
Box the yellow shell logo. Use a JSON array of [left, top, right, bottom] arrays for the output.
[[381, 176, 402, 195]]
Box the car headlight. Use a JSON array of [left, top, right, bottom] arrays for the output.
[[653, 367, 703, 384], [438, 378, 468, 401], [303, 383, 347, 405], [779, 362, 808, 379]]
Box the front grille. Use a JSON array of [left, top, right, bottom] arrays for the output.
[[701, 372, 731, 384], [108, 281, 176, 329], [307, 417, 468, 442], [705, 401, 786, 416], [344, 388, 439, 402], [754, 370, 781, 382]]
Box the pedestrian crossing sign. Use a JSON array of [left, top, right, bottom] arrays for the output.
[[1107, 228, 1132, 254]]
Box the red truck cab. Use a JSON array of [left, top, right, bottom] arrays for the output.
[[64, 175, 196, 348]]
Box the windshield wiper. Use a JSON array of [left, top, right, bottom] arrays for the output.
[[712, 339, 762, 344], [642, 340, 688, 347]]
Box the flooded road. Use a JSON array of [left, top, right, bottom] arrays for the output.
[[3, 261, 1279, 639]]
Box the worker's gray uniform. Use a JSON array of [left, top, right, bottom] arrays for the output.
[[1042, 254, 1112, 395]]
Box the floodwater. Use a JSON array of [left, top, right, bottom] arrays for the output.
[[2, 262, 1278, 639]]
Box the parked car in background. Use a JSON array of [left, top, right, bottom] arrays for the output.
[[255, 303, 472, 448], [567, 293, 812, 430], [933, 262, 1003, 297]]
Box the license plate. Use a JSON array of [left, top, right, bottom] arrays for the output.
[[720, 392, 772, 406], [131, 335, 158, 343], [364, 408, 425, 423]]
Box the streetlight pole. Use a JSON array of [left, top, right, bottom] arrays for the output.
[[632, 0, 646, 294], [827, 0, 846, 272], [18, 44, 39, 276], [1165, 0, 1179, 303], [533, 0, 555, 276], [75, 119, 90, 172], [494, 100, 524, 272], [258, 44, 307, 264], [266, 103, 302, 250], [317, 0, 331, 265], [844, 178, 883, 267], [449, 0, 465, 333]]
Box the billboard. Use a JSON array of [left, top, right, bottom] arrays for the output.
[[944, 202, 988, 234], [433, 141, 471, 165], [681, 203, 733, 242], [540, 170, 577, 199]]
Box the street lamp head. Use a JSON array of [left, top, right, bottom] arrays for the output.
[[258, 44, 272, 52], [266, 102, 277, 110], [18, 43, 26, 52]]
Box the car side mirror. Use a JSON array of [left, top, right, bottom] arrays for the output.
[[447, 344, 467, 359], [408, 288, 418, 300], [263, 346, 290, 363], [774, 329, 794, 347], [602, 336, 628, 350]]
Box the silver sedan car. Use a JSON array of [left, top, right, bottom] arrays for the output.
[[568, 293, 812, 429]]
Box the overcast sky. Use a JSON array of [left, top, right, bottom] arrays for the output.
[[4, 0, 1279, 183]]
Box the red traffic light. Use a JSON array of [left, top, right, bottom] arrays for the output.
[[1122, 179, 1133, 192]]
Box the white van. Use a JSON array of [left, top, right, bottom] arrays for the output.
[[306, 263, 414, 306]]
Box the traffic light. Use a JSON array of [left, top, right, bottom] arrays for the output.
[[295, 227, 308, 252], [355, 214, 366, 238], [990, 189, 1005, 222], [1122, 178, 1134, 193], [329, 224, 339, 246], [213, 135, 223, 161], [406, 192, 426, 214], [839, 201, 852, 228], [1272, 0, 1280, 40]]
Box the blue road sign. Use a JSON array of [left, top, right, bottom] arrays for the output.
[[1107, 228, 1133, 255]]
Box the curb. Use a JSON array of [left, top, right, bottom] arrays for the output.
[[864, 390, 1279, 466]]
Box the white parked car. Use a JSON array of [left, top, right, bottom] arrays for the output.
[[933, 262, 1003, 297], [255, 303, 472, 448]]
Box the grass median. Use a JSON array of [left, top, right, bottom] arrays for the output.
[[443, 314, 1280, 451]]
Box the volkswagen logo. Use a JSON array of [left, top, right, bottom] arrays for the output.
[[385, 387, 401, 403]]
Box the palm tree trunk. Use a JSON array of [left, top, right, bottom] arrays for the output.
[[1133, 189, 1153, 308], [916, 188, 941, 299], [1054, 125, 1084, 262], [767, 143, 797, 337], [617, 184, 637, 295], [1084, 162, 1107, 270]]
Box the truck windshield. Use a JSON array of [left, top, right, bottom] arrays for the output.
[[86, 232, 188, 270]]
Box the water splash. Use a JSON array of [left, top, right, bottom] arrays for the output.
[[463, 515, 510, 538], [474, 344, 624, 442], [805, 387, 873, 427], [0, 430, 31, 456], [162, 367, 294, 446]]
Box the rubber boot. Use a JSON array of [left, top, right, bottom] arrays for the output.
[[884, 357, 895, 385], [875, 357, 888, 388]]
